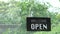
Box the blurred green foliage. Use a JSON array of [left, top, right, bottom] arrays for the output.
[[0, 0, 60, 34]]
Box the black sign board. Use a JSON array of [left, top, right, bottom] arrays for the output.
[[27, 17, 51, 31]]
